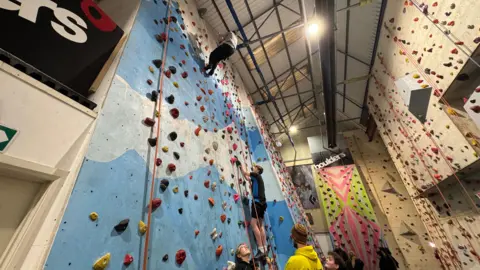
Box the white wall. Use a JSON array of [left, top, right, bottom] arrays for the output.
[[0, 176, 42, 255]]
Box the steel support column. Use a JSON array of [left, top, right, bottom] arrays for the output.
[[317, 0, 337, 148]]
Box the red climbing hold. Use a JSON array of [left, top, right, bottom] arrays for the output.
[[227, 127, 233, 134], [182, 72, 188, 78], [194, 126, 201, 136], [230, 157, 238, 165], [433, 19, 439, 24], [165, 70, 172, 78], [470, 106, 480, 113], [156, 158, 162, 166], [168, 163, 176, 172], [208, 197, 215, 206], [432, 2, 437, 7], [180, 44, 185, 50], [434, 174, 442, 180], [152, 198, 162, 210], [195, 230, 200, 236], [233, 194, 240, 203], [451, 48, 458, 54], [147, 79, 153, 85], [232, 143, 238, 151], [194, 194, 198, 200], [431, 147, 439, 154], [204, 180, 210, 188], [180, 142, 185, 147], [175, 250, 186, 265], [209, 159, 214, 165], [215, 245, 223, 256], [220, 214, 226, 223], [447, 21, 455, 26], [200, 106, 205, 112], [170, 108, 180, 119], [144, 117, 155, 127], [123, 254, 134, 266]]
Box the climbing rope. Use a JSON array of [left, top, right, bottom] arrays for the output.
[[142, 1, 172, 269]]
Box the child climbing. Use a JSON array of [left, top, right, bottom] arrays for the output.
[[204, 31, 238, 76], [238, 163, 268, 259]]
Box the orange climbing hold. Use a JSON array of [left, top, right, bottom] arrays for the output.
[[208, 197, 215, 206], [216, 245, 223, 256], [208, 89, 214, 95], [200, 106, 205, 112], [195, 230, 200, 236], [194, 126, 201, 136], [220, 214, 226, 223], [209, 159, 214, 165]]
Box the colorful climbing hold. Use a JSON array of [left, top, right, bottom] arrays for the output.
[[147, 79, 153, 85], [138, 220, 147, 235], [175, 249, 186, 265], [152, 198, 162, 210], [162, 146, 169, 152], [89, 212, 98, 221], [279, 216, 284, 222], [170, 108, 179, 118], [194, 126, 201, 136], [194, 194, 198, 200], [93, 253, 111, 270], [204, 180, 210, 188], [168, 163, 176, 172], [162, 254, 168, 262], [144, 117, 155, 127], [123, 254, 133, 266], [173, 82, 179, 88], [216, 245, 223, 256], [233, 194, 240, 203], [160, 179, 169, 191], [114, 219, 130, 232], [208, 197, 215, 206], [152, 59, 162, 68], [220, 214, 226, 223]]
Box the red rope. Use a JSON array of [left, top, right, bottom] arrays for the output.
[[142, 1, 172, 269]]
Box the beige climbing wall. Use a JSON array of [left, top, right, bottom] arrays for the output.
[[366, 1, 480, 268], [345, 130, 440, 270]]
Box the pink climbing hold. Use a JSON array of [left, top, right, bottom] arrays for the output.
[[230, 157, 238, 165], [434, 174, 442, 180], [232, 143, 238, 151], [431, 147, 439, 154], [233, 194, 240, 203], [227, 127, 233, 134]]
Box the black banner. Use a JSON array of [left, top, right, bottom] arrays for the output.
[[0, 0, 123, 97]]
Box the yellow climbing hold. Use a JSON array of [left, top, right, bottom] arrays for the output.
[[173, 82, 179, 88], [172, 56, 176, 60], [149, 66, 155, 73], [405, 58, 409, 63], [413, 74, 420, 79], [474, 152, 478, 158], [279, 216, 284, 222], [93, 253, 111, 270], [139, 220, 147, 235], [446, 107, 456, 115], [162, 146, 169, 152], [173, 186, 179, 193], [472, 139, 478, 146], [155, 110, 160, 117], [89, 212, 98, 221], [420, 84, 429, 88]]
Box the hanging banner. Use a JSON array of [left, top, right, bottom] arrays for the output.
[[0, 0, 123, 97]]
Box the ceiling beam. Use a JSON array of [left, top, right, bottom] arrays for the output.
[[342, 0, 351, 112], [231, 0, 287, 33], [211, 0, 286, 133]]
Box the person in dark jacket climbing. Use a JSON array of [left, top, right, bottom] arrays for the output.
[[235, 243, 255, 270], [204, 31, 238, 76], [348, 251, 364, 270], [240, 163, 268, 259]]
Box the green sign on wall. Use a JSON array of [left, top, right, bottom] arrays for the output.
[[0, 124, 18, 152]]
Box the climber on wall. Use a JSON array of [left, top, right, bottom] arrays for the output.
[[285, 224, 323, 270], [239, 163, 268, 259], [204, 31, 238, 76]]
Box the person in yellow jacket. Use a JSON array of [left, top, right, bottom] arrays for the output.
[[285, 224, 324, 270]]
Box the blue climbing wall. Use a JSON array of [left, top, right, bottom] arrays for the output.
[[45, 0, 297, 269]]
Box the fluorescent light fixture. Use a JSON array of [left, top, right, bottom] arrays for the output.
[[289, 126, 298, 134]]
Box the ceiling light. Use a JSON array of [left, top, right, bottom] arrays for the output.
[[308, 23, 319, 35], [289, 126, 298, 134], [428, 242, 436, 248]]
